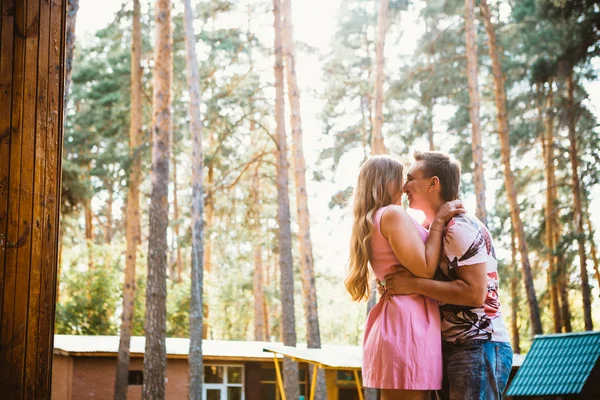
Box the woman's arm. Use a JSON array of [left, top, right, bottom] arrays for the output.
[[380, 202, 463, 279]]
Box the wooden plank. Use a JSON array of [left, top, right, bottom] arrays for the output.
[[9, 0, 40, 396], [0, 0, 66, 397], [36, 0, 66, 397], [0, 0, 25, 394], [0, 0, 15, 329], [23, 0, 50, 396]]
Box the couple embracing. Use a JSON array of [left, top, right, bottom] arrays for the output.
[[346, 151, 513, 400]]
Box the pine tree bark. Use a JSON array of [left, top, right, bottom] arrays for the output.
[[105, 179, 114, 244], [479, 0, 542, 334], [183, 0, 205, 397], [64, 0, 79, 120], [172, 155, 183, 283], [273, 1, 299, 398], [143, 0, 172, 398], [427, 100, 435, 151], [203, 156, 214, 340], [465, 0, 487, 226], [371, 0, 389, 155], [84, 195, 94, 270], [557, 253, 572, 332], [114, 1, 142, 398], [542, 81, 561, 333], [279, 0, 326, 397], [584, 198, 600, 290], [250, 162, 267, 341], [363, 24, 374, 158], [253, 245, 266, 341], [510, 229, 520, 354], [567, 72, 593, 330]]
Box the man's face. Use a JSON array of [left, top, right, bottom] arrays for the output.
[[403, 160, 434, 210]]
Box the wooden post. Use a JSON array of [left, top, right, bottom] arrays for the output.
[[0, 0, 67, 398], [353, 370, 364, 400], [273, 354, 286, 400], [309, 363, 318, 400]]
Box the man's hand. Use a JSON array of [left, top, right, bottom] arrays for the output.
[[383, 269, 419, 295]]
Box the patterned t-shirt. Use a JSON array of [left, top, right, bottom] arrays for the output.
[[436, 213, 510, 344]]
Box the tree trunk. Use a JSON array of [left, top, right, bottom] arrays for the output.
[[250, 162, 267, 341], [584, 198, 600, 291], [557, 253, 572, 332], [143, 0, 172, 398], [365, 280, 378, 400], [64, 0, 79, 120], [280, 0, 326, 397], [567, 72, 593, 330], [203, 158, 214, 340], [114, 2, 142, 398], [84, 195, 94, 270], [183, 0, 205, 397], [253, 245, 266, 341], [172, 155, 183, 283], [105, 180, 113, 244], [542, 81, 561, 333], [510, 229, 520, 354], [479, 0, 542, 334], [273, 1, 299, 399], [427, 100, 435, 151], [366, 5, 386, 373], [202, 128, 215, 340], [363, 24, 374, 159], [371, 0, 389, 155], [465, 0, 487, 226]]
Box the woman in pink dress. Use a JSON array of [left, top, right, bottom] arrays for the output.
[[345, 155, 463, 400]]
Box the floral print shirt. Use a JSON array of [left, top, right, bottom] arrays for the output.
[[436, 214, 510, 344]]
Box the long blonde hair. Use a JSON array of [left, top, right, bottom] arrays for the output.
[[345, 155, 404, 301]]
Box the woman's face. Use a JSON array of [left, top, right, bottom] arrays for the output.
[[386, 174, 404, 205], [402, 160, 432, 209]]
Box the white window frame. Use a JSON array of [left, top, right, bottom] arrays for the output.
[[203, 364, 245, 400]]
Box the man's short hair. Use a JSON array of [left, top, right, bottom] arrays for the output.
[[413, 150, 461, 201]]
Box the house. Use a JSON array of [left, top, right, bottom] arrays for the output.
[[52, 334, 525, 400], [51, 335, 364, 400], [506, 331, 600, 399]]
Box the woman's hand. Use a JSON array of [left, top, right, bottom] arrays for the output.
[[433, 199, 465, 227]]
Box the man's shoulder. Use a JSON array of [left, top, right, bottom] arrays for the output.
[[446, 213, 482, 233]]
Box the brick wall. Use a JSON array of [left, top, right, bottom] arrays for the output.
[[51, 355, 73, 400], [51, 355, 263, 400]]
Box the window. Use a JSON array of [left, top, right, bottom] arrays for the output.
[[204, 365, 244, 400], [260, 365, 308, 400], [128, 370, 143, 386]]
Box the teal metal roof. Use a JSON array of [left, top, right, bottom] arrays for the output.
[[507, 331, 600, 397]]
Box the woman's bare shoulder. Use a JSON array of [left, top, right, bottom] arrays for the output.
[[381, 204, 409, 224]]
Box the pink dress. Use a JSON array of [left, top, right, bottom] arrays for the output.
[[362, 206, 443, 390]]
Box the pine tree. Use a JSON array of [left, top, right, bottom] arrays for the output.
[[464, 0, 487, 225], [273, 1, 299, 398], [143, 0, 172, 397], [479, 0, 542, 335], [183, 0, 206, 397], [114, 1, 143, 398]]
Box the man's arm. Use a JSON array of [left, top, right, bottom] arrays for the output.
[[384, 262, 487, 307]]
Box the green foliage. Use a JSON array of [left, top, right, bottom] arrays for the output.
[[57, 0, 600, 347], [56, 246, 122, 335]]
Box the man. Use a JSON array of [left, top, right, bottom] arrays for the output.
[[382, 150, 513, 400]]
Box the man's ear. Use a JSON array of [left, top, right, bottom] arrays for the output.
[[429, 176, 440, 191]]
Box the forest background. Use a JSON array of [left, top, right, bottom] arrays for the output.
[[58, 0, 600, 359]]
